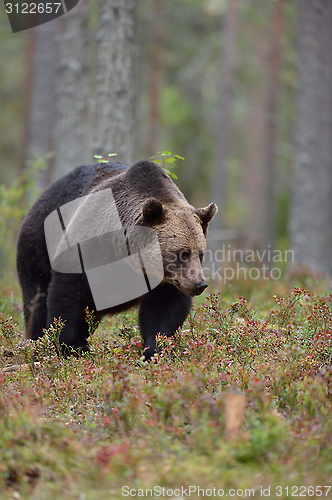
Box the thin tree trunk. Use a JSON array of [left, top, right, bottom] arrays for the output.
[[21, 27, 35, 174], [51, 2, 89, 182], [93, 0, 136, 166], [289, 0, 332, 275], [209, 0, 238, 251], [25, 23, 58, 189], [241, 24, 268, 248], [243, 80, 266, 247], [146, 0, 162, 158], [264, 0, 285, 253]]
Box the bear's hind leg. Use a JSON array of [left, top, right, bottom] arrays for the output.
[[139, 282, 192, 360], [22, 283, 48, 340], [46, 273, 88, 353]]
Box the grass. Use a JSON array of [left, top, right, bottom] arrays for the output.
[[1, 275, 332, 499]]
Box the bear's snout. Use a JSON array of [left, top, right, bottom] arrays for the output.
[[193, 280, 208, 295]]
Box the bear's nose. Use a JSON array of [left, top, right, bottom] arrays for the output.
[[194, 281, 208, 295]]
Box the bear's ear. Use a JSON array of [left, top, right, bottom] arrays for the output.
[[195, 203, 218, 235], [139, 198, 164, 226]]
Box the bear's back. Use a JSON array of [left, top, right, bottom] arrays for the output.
[[16, 162, 128, 279]]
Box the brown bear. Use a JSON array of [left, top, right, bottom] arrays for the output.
[[16, 160, 217, 359]]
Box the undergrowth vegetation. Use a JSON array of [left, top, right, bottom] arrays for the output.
[[1, 278, 332, 499]]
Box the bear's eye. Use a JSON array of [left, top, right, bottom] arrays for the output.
[[199, 252, 204, 263], [179, 250, 190, 262]]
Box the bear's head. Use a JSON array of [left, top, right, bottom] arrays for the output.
[[139, 197, 218, 296]]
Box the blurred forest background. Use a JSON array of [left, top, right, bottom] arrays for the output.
[[0, 0, 332, 282]]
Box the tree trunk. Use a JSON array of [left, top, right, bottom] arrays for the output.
[[146, 0, 163, 158], [51, 2, 89, 182], [289, 0, 332, 275], [264, 0, 285, 253], [92, 0, 136, 166], [209, 0, 238, 252], [241, 27, 268, 248], [25, 23, 58, 189], [242, 82, 266, 248]]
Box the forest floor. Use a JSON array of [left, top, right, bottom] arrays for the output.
[[1, 274, 332, 500]]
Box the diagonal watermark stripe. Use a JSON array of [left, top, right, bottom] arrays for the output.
[[44, 188, 164, 311]]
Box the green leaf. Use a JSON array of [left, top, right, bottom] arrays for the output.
[[108, 153, 117, 157], [167, 171, 178, 179], [149, 150, 183, 181], [94, 155, 103, 159]]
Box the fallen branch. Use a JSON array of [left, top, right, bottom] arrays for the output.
[[1, 362, 41, 373]]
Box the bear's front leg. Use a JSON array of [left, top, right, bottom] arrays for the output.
[[139, 282, 192, 360], [46, 272, 91, 354]]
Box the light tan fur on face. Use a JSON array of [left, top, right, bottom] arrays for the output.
[[156, 203, 208, 296]]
